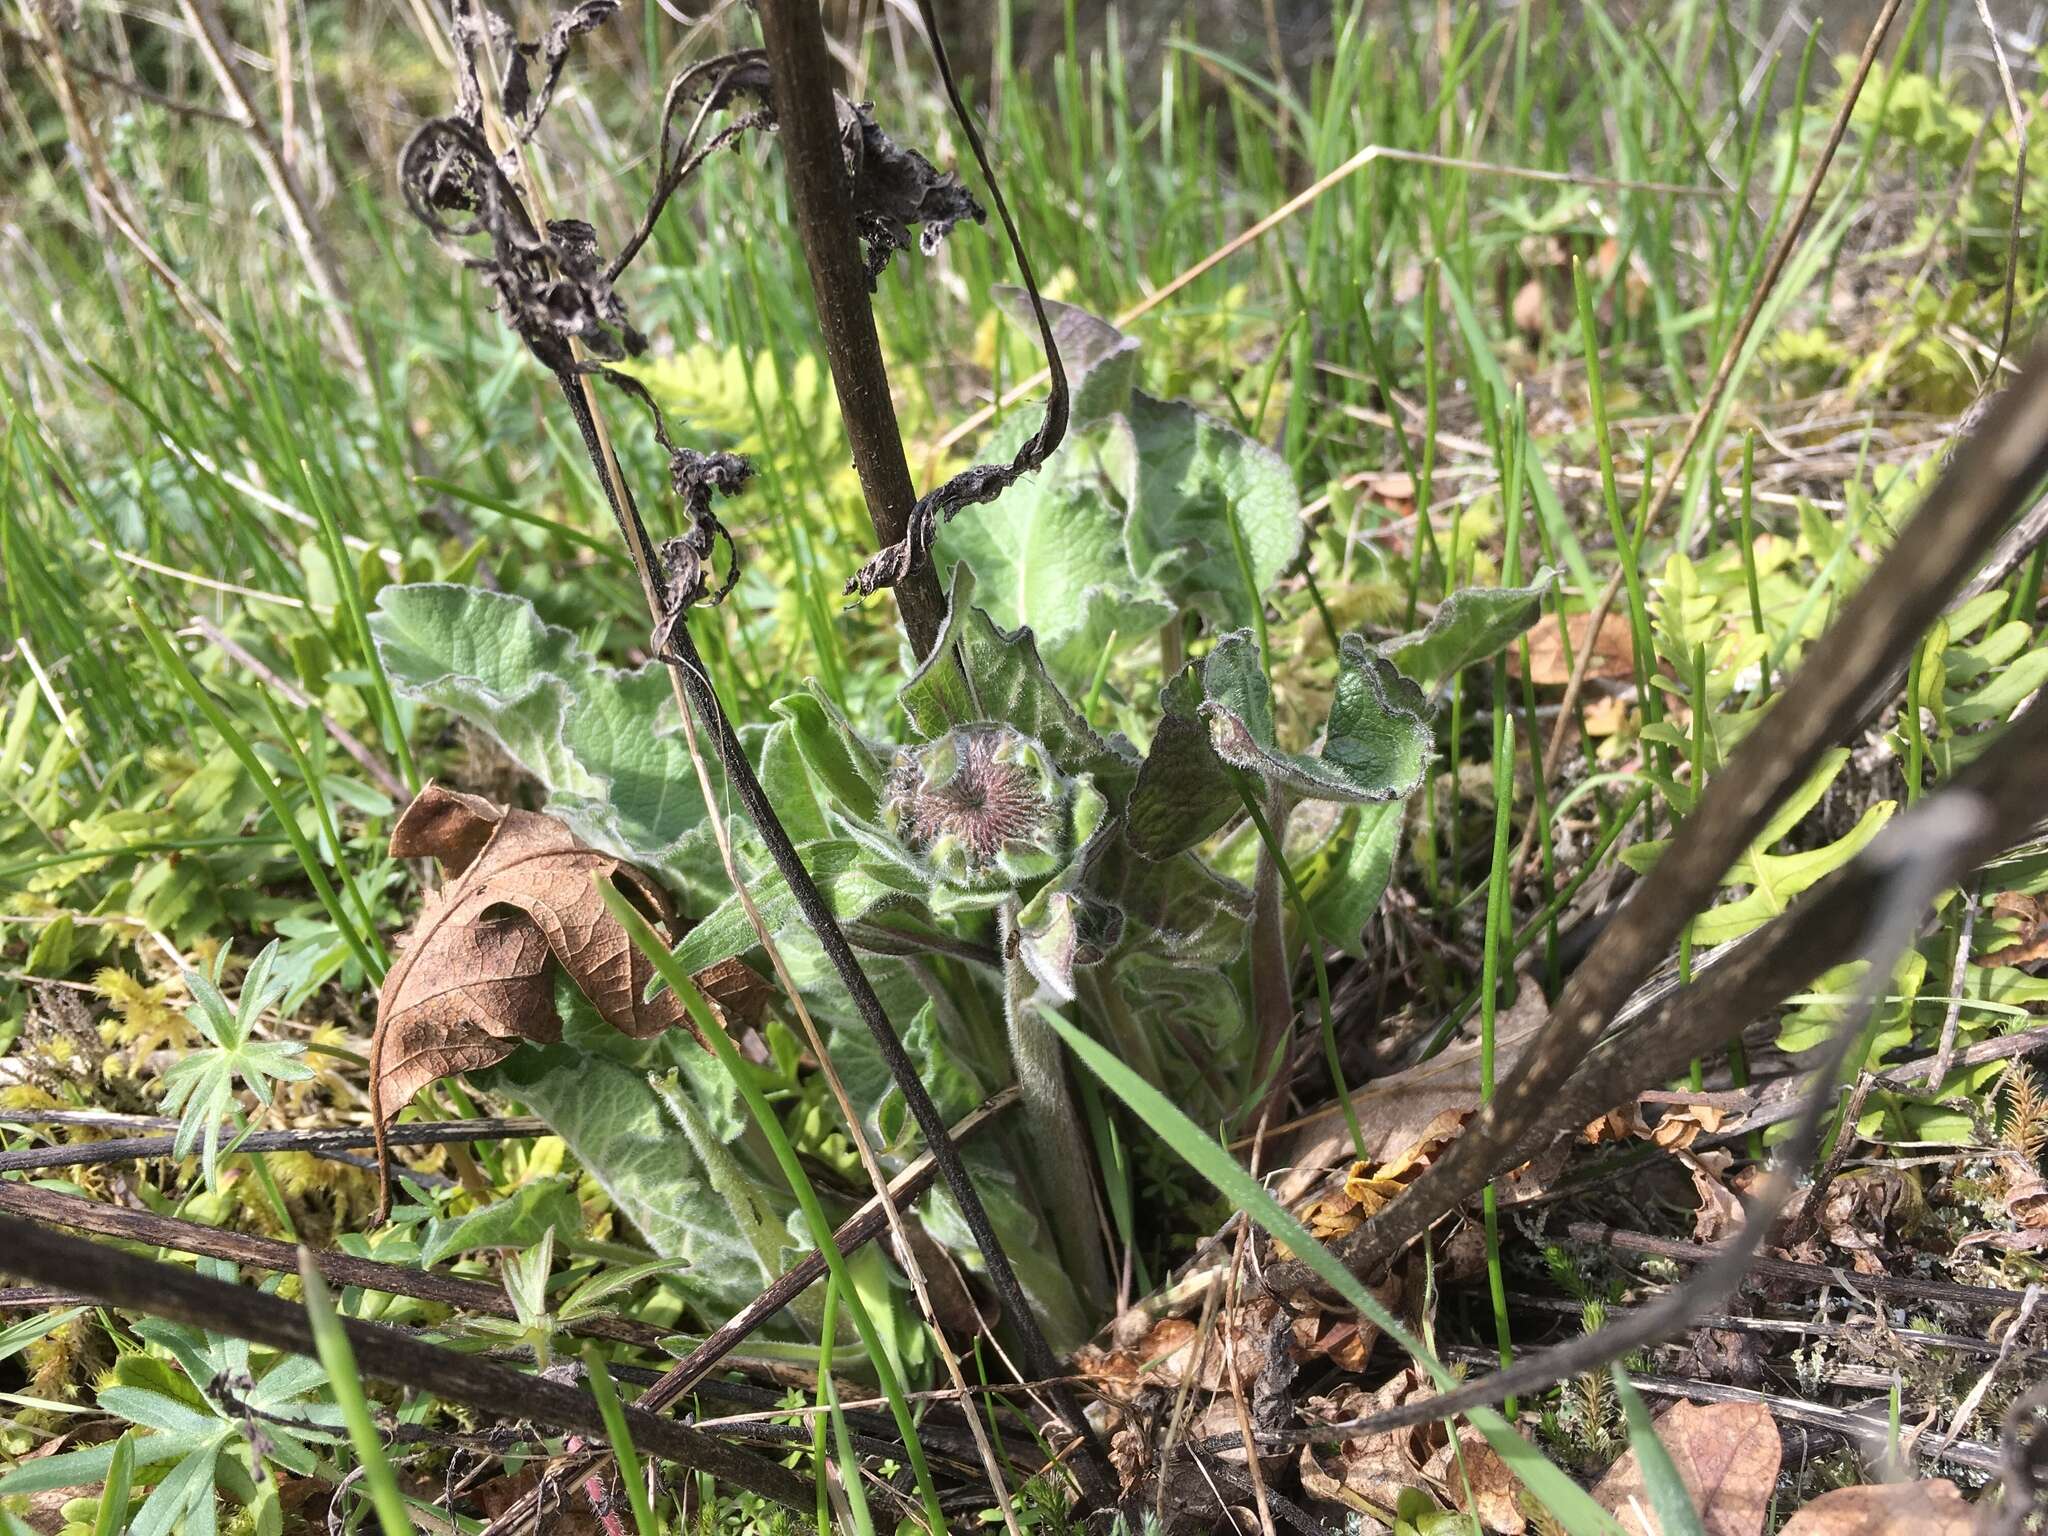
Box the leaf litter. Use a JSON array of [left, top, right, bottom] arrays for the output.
[[369, 783, 763, 1215]]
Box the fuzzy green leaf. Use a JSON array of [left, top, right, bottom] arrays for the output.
[[475, 1045, 792, 1318], [1124, 665, 1246, 858], [1383, 570, 1557, 695], [418, 1176, 582, 1268], [936, 400, 1173, 697], [1114, 393, 1303, 630], [1304, 800, 1406, 960], [369, 584, 723, 903], [671, 841, 927, 973], [992, 289, 1142, 427], [1202, 630, 1433, 804], [901, 564, 1134, 790]]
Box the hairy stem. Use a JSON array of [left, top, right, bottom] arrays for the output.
[[1244, 785, 1297, 1135], [999, 900, 1113, 1309]]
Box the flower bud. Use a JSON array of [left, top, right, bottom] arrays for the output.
[[884, 725, 1093, 893]]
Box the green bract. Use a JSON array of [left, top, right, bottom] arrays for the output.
[[883, 724, 1104, 901]]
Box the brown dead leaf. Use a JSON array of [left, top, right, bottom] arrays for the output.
[[1818, 1167, 1921, 1276], [1298, 1368, 1444, 1517], [1306, 1107, 1473, 1238], [1512, 609, 1638, 686], [1584, 1101, 1725, 1151], [1275, 972, 1549, 1208], [372, 783, 705, 1214], [1592, 1399, 1780, 1536], [1681, 1149, 1745, 1244], [1776, 1479, 1974, 1535], [1079, 1296, 1315, 1397], [1425, 1423, 1526, 1533], [1651, 1104, 1725, 1150], [1982, 890, 2048, 967], [2009, 1164, 2048, 1228]]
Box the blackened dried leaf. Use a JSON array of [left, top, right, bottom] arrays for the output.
[[400, 125, 643, 371], [835, 97, 984, 285], [504, 0, 617, 135]]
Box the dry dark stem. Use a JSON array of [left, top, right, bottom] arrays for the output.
[[754, 0, 946, 656], [1213, 786, 1989, 1451], [1305, 341, 2048, 1288], [1567, 1222, 2038, 1313], [0, 1212, 816, 1512], [0, 1180, 667, 1346], [1514, 695, 2048, 1176], [542, 357, 1114, 1501]]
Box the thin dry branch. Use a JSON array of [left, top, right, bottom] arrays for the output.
[[0, 1212, 815, 1512], [0, 1180, 667, 1346]]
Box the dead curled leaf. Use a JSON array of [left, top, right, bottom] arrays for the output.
[[1510, 608, 1638, 686], [1982, 889, 2048, 967], [1776, 1479, 1975, 1535], [1297, 1368, 1444, 1517], [1592, 1399, 1780, 1536], [1817, 1167, 1922, 1276], [1303, 1108, 1470, 1240], [1423, 1425, 1525, 1534], [371, 783, 714, 1216]]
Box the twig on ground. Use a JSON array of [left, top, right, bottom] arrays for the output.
[[0, 1115, 544, 1174], [1927, 883, 1980, 1091], [1937, 1282, 2042, 1454], [0, 1213, 816, 1512], [0, 1180, 668, 1346], [1567, 1221, 2037, 1311]]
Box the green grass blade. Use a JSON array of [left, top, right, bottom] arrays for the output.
[[1039, 1009, 1624, 1535], [598, 881, 947, 1531], [582, 1344, 660, 1536], [1610, 1368, 1709, 1536], [297, 1250, 420, 1536]]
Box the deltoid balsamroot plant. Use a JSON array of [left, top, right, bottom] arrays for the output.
[[373, 281, 1552, 1342]]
